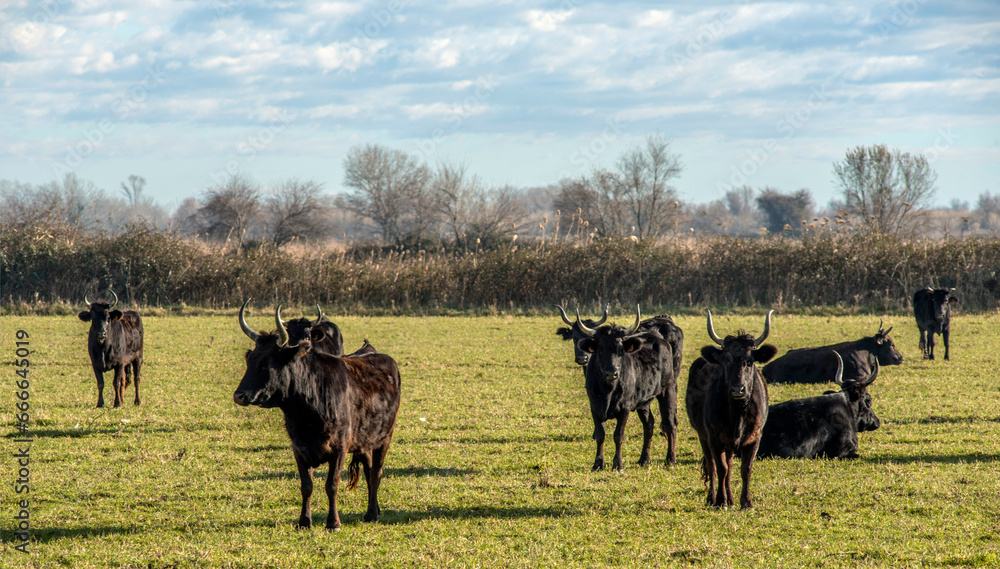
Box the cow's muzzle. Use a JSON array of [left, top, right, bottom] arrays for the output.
[[233, 391, 252, 406], [730, 386, 749, 400]]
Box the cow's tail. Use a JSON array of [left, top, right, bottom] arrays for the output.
[[346, 455, 363, 490], [699, 455, 710, 486]]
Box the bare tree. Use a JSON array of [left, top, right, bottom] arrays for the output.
[[341, 144, 432, 245], [977, 191, 1000, 232], [120, 175, 146, 208], [266, 179, 332, 246], [756, 187, 813, 235], [614, 135, 684, 238], [194, 173, 262, 244], [432, 162, 478, 245], [465, 185, 527, 247], [833, 144, 937, 236]]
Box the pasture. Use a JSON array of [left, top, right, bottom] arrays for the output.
[[2, 311, 999, 567]]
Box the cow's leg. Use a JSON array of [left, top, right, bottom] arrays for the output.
[[111, 365, 125, 408], [927, 330, 936, 360], [611, 411, 629, 471], [699, 440, 715, 507], [657, 391, 678, 466], [363, 445, 388, 523], [739, 442, 759, 510], [918, 328, 927, 358], [294, 453, 314, 529], [325, 449, 346, 531], [942, 326, 950, 361], [711, 447, 729, 508], [592, 421, 606, 471], [132, 357, 142, 405], [93, 367, 106, 408], [635, 405, 655, 467], [722, 450, 736, 509]]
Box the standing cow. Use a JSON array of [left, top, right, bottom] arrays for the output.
[[576, 305, 681, 469], [687, 310, 775, 509], [758, 354, 881, 459], [233, 302, 400, 531], [78, 289, 143, 408], [762, 320, 902, 384], [278, 303, 345, 356], [914, 287, 957, 361]]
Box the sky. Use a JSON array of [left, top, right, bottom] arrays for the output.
[[1, 0, 998, 212]]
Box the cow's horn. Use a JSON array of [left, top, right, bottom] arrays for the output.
[[754, 310, 773, 346], [311, 305, 323, 327], [706, 310, 724, 345], [832, 351, 844, 386], [275, 304, 289, 347], [595, 303, 610, 326], [877, 318, 884, 334], [84, 286, 93, 306], [861, 359, 879, 387], [108, 288, 119, 309], [554, 305, 574, 326], [624, 304, 641, 335], [576, 308, 597, 337], [239, 298, 259, 342]]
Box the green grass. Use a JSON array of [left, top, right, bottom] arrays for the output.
[[2, 312, 1000, 567]]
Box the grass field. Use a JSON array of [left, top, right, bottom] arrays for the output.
[[2, 310, 999, 568]]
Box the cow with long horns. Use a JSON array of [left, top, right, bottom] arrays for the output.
[[78, 289, 144, 408], [762, 319, 902, 384], [686, 310, 775, 509], [233, 299, 401, 531], [758, 354, 881, 459], [554, 304, 609, 366], [576, 305, 681, 470], [913, 287, 957, 361]]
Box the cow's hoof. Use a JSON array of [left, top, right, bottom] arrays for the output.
[[325, 524, 341, 532], [297, 517, 312, 529], [591, 462, 604, 472]]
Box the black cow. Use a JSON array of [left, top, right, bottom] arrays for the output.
[[78, 289, 143, 408], [914, 287, 957, 361], [554, 304, 609, 365], [758, 353, 881, 459], [233, 302, 401, 531], [576, 305, 681, 469], [762, 320, 902, 384], [686, 310, 775, 510], [279, 304, 344, 356]]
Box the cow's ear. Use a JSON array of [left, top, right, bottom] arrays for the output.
[[843, 383, 862, 401], [555, 327, 574, 340], [623, 337, 642, 353], [578, 338, 598, 354], [310, 327, 327, 343], [753, 344, 778, 363], [700, 345, 723, 363], [109, 310, 124, 321], [78, 311, 92, 322], [949, 296, 959, 304]]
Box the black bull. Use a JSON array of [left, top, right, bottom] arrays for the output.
[[575, 306, 682, 470], [233, 302, 400, 531], [761, 320, 902, 384], [686, 310, 775, 510], [78, 289, 144, 408], [758, 354, 881, 459], [913, 287, 957, 361]]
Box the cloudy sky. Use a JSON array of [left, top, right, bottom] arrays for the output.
[[2, 0, 998, 210]]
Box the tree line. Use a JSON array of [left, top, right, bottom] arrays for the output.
[[3, 139, 999, 247]]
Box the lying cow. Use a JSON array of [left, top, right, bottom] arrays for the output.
[[913, 287, 957, 361], [758, 354, 880, 459], [762, 319, 902, 384], [233, 302, 400, 531]]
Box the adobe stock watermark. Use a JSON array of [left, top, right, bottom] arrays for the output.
[[716, 84, 829, 192], [557, 115, 627, 180], [879, 0, 928, 37], [51, 64, 169, 178], [7, 0, 68, 50], [923, 127, 958, 164], [412, 75, 500, 160], [205, 108, 293, 188], [672, 1, 748, 70]]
